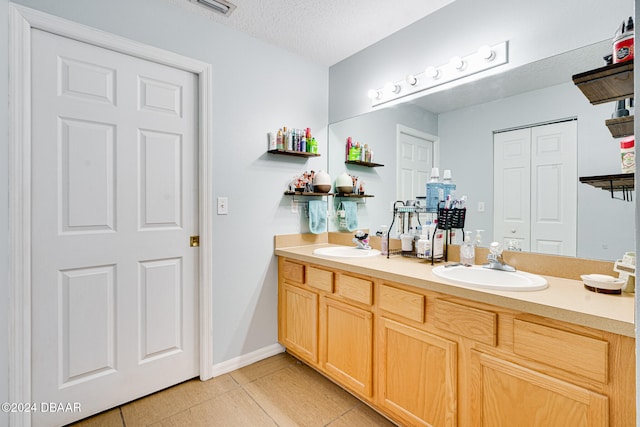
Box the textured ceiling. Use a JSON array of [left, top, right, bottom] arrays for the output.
[[170, 0, 455, 66]]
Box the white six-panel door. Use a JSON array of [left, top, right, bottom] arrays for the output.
[[397, 125, 438, 201], [30, 28, 199, 426], [493, 121, 577, 256], [493, 128, 532, 251]]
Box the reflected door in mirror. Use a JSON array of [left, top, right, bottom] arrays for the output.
[[493, 121, 577, 256]]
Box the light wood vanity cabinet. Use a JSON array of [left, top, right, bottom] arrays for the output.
[[277, 258, 374, 399], [321, 296, 373, 397], [277, 257, 635, 427], [378, 317, 457, 426], [469, 351, 609, 426]]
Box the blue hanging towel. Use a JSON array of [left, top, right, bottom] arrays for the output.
[[342, 201, 358, 232], [308, 200, 327, 234]]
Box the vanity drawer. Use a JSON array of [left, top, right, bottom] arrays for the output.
[[379, 284, 425, 323], [338, 275, 373, 305], [434, 299, 497, 346], [513, 319, 608, 383], [282, 260, 305, 284], [307, 266, 334, 293]]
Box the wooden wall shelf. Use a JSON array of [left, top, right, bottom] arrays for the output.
[[572, 60, 634, 105], [579, 173, 634, 201], [284, 191, 332, 196], [268, 149, 320, 158], [605, 115, 634, 138], [345, 160, 384, 167], [334, 193, 374, 198]]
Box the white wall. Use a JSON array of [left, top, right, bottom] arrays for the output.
[[0, 0, 327, 422], [329, 0, 634, 123]]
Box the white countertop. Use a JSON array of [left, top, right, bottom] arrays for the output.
[[275, 243, 635, 337]]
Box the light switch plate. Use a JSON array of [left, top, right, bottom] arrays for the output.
[[217, 197, 229, 215]]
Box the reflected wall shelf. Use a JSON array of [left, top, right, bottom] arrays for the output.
[[284, 191, 332, 196], [345, 160, 384, 167], [574, 61, 635, 201], [268, 149, 320, 158], [334, 193, 374, 198], [284, 191, 374, 198], [579, 173, 634, 201], [605, 116, 634, 138], [573, 60, 634, 138], [572, 60, 634, 104]]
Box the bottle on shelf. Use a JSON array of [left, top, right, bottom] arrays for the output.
[[426, 167, 444, 213], [416, 234, 431, 259], [442, 169, 456, 200]]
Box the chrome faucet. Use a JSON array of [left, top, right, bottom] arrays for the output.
[[484, 242, 515, 272], [353, 230, 371, 250]]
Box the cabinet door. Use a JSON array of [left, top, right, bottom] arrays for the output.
[[321, 297, 373, 397], [379, 317, 457, 427], [282, 283, 318, 363], [470, 351, 608, 427]]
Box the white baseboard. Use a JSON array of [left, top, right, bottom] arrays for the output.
[[210, 343, 286, 377]]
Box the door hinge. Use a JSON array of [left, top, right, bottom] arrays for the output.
[[190, 236, 200, 247]]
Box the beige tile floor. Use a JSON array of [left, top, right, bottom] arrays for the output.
[[68, 352, 396, 427]]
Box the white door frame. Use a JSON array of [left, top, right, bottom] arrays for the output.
[[8, 5, 214, 426]]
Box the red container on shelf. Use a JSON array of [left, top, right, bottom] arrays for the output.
[[613, 17, 634, 63]]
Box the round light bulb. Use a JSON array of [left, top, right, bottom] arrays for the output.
[[450, 56, 465, 70], [384, 81, 400, 94], [425, 66, 439, 79], [405, 74, 418, 86], [367, 89, 381, 100], [478, 45, 495, 61]]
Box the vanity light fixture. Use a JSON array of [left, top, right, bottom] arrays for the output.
[[450, 55, 465, 71], [384, 81, 401, 94], [478, 45, 496, 61], [367, 41, 509, 107], [425, 66, 440, 79], [367, 89, 382, 100]]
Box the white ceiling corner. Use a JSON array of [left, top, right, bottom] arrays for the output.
[[170, 0, 456, 66]]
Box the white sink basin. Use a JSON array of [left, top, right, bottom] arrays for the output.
[[432, 265, 548, 291], [313, 246, 381, 258]]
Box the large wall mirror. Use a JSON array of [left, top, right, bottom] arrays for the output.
[[328, 40, 635, 261]]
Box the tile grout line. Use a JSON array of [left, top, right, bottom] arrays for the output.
[[237, 363, 300, 426]]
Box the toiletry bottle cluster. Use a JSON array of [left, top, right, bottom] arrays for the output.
[[425, 168, 457, 212], [269, 127, 318, 153], [411, 220, 445, 260], [345, 137, 374, 162]]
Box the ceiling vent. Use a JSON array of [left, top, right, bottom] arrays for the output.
[[191, 0, 236, 17]]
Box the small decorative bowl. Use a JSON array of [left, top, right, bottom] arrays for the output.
[[314, 184, 331, 193], [581, 274, 626, 294]]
